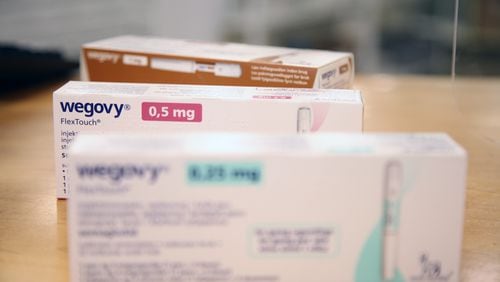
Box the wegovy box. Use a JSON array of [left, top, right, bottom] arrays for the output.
[[81, 35, 354, 89], [53, 81, 363, 198], [68, 133, 466, 282]]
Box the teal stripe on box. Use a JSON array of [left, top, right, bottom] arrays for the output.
[[187, 162, 262, 186]]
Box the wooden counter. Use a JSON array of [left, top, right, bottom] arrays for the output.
[[0, 75, 498, 281]]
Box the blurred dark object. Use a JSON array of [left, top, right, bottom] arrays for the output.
[[379, 0, 500, 75], [454, 0, 500, 75], [0, 44, 78, 95]]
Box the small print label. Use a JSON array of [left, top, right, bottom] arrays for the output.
[[321, 69, 336, 80], [123, 54, 148, 66], [320, 68, 337, 88], [339, 64, 349, 74], [142, 102, 202, 122], [252, 95, 292, 100], [187, 162, 262, 185], [249, 225, 339, 257]]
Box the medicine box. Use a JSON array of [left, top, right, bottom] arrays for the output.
[[81, 35, 354, 89]]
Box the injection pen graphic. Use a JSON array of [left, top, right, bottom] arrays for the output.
[[297, 107, 312, 133], [382, 161, 402, 281], [150, 58, 242, 78]]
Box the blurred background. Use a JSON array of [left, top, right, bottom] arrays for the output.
[[0, 0, 499, 92]]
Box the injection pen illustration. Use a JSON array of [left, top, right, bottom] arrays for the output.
[[383, 160, 402, 281], [297, 107, 312, 133], [150, 58, 242, 77]]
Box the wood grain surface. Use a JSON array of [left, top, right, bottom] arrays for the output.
[[0, 76, 498, 281]]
